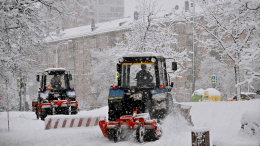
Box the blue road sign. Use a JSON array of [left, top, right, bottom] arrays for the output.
[[17, 77, 20, 88], [210, 75, 216, 84]]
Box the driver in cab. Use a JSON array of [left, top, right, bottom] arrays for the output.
[[135, 64, 153, 87], [50, 74, 62, 89]]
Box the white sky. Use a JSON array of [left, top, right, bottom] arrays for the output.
[[124, 0, 187, 17]]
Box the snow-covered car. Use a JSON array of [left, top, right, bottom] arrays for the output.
[[228, 92, 257, 101]]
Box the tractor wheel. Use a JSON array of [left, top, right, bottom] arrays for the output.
[[36, 107, 39, 119], [113, 124, 120, 143], [143, 129, 158, 141], [36, 112, 39, 119], [107, 129, 115, 141], [40, 113, 46, 121], [40, 115, 45, 121], [136, 123, 145, 143]]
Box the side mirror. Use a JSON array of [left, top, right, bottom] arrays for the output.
[[69, 74, 72, 81], [172, 62, 177, 71], [36, 75, 40, 82]]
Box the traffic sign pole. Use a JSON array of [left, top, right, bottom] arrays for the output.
[[6, 80, 9, 132], [210, 75, 217, 88]]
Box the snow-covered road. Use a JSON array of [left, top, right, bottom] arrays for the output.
[[0, 100, 259, 146]]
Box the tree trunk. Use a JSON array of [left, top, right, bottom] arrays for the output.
[[234, 64, 241, 101]]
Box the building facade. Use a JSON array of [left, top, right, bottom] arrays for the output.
[[63, 0, 124, 29], [40, 15, 240, 105]]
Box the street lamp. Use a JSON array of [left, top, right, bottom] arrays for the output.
[[55, 40, 72, 68], [191, 0, 196, 94]]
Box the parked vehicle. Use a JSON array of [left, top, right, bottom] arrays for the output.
[[202, 88, 221, 102], [228, 92, 257, 101]]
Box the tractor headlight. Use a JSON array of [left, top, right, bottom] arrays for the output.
[[66, 90, 76, 98], [132, 93, 142, 100], [152, 93, 167, 101]]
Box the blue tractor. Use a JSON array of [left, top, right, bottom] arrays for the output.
[[107, 52, 178, 122]]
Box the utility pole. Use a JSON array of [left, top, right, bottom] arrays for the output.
[[6, 79, 9, 132], [18, 67, 22, 111], [191, 0, 196, 94]]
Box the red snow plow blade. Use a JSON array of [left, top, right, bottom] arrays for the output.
[[99, 108, 162, 143], [38, 99, 79, 116]]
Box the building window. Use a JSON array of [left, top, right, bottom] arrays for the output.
[[68, 60, 74, 66], [90, 38, 96, 48], [122, 34, 126, 40], [106, 36, 109, 43], [82, 89, 84, 94], [99, 37, 102, 44], [179, 82, 181, 88]]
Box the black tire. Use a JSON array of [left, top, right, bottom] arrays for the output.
[[36, 112, 39, 119], [113, 124, 120, 143], [136, 123, 145, 143], [40, 112, 46, 121], [35, 102, 39, 119], [40, 115, 45, 121], [107, 129, 115, 141], [143, 129, 158, 141]]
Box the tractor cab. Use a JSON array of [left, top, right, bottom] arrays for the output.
[[37, 68, 73, 92], [108, 52, 177, 121], [117, 54, 169, 91]]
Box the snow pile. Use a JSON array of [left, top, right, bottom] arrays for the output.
[[239, 111, 260, 138], [205, 88, 221, 96], [194, 89, 205, 96]]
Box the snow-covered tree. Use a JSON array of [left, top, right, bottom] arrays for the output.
[[196, 56, 235, 100], [177, 0, 260, 100], [0, 0, 87, 110], [90, 0, 189, 103]]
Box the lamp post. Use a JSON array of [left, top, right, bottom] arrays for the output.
[[55, 40, 72, 68], [191, 0, 196, 94]]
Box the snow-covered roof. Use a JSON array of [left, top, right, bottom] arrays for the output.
[[122, 52, 163, 58], [205, 88, 221, 96], [46, 17, 133, 43], [45, 68, 66, 72]]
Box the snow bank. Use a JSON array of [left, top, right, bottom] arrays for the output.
[[239, 111, 260, 138], [205, 88, 221, 96], [1, 100, 260, 146], [194, 89, 204, 96]]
